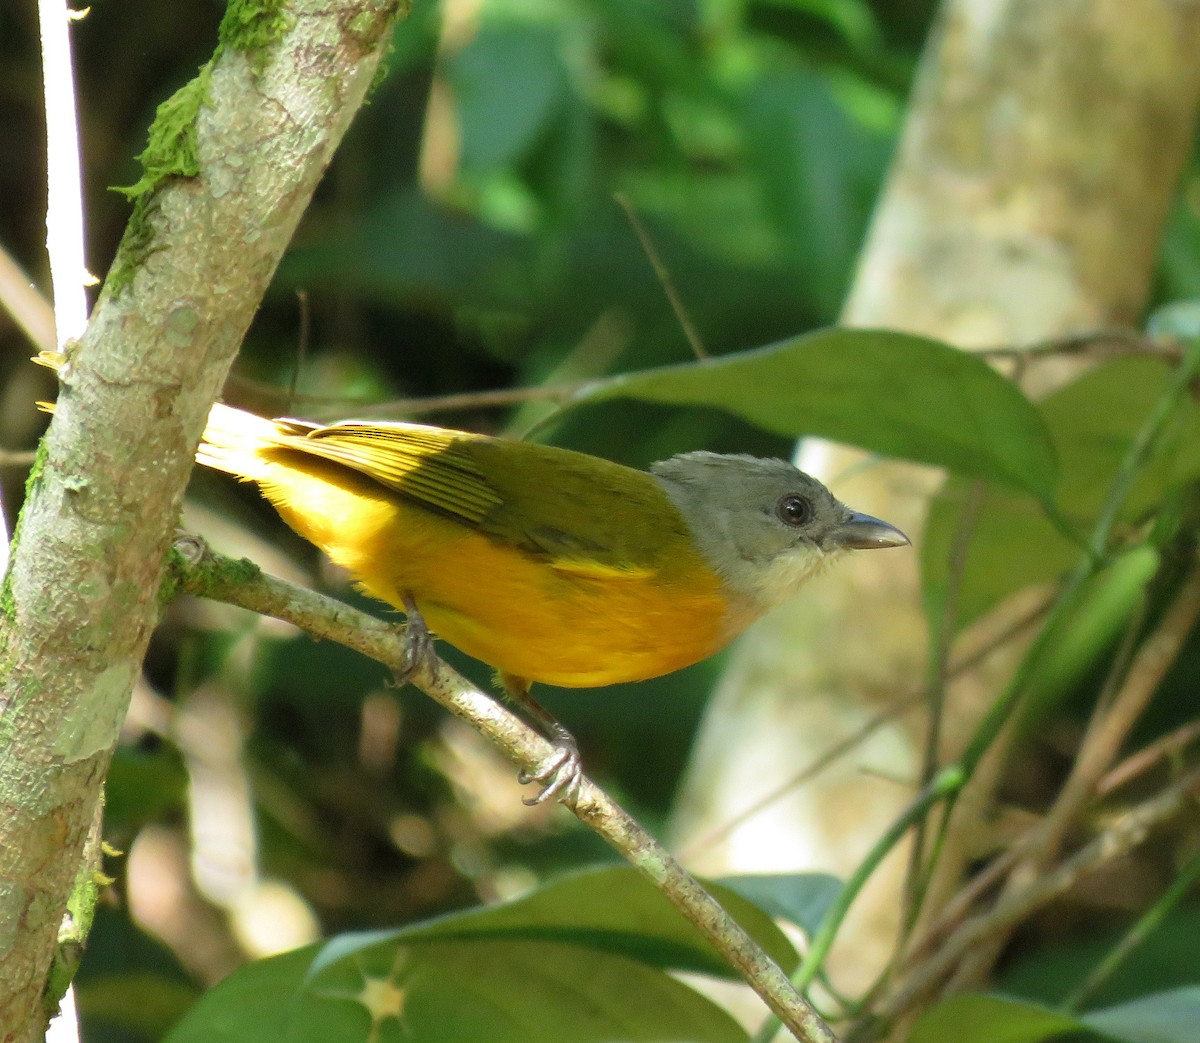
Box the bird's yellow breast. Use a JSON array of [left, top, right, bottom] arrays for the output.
[[256, 455, 741, 687]]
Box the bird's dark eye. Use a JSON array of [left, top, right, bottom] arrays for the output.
[[776, 493, 813, 527]]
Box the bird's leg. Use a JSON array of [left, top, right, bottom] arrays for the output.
[[500, 672, 582, 806], [394, 593, 437, 685]]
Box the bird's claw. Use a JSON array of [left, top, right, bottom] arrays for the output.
[[519, 725, 582, 806], [393, 596, 437, 686]]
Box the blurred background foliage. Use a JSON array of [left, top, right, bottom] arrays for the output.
[[3, 0, 1200, 1040]]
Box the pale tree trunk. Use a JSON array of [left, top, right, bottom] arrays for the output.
[[0, 4, 402, 1039], [671, 0, 1200, 994]]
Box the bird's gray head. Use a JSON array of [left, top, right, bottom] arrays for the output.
[[650, 452, 909, 612]]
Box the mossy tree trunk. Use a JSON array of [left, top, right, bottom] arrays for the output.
[[0, 3, 403, 1038]]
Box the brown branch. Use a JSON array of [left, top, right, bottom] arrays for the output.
[[870, 764, 1200, 1036], [1031, 554, 1200, 861], [899, 553, 1200, 997], [939, 552, 1200, 994], [222, 373, 582, 420], [681, 593, 1050, 865], [977, 330, 1178, 364], [0, 449, 37, 469], [0, 244, 55, 354], [1099, 719, 1200, 796]]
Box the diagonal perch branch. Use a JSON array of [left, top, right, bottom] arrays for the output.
[[173, 534, 838, 1043]]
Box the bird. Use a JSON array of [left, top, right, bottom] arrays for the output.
[[191, 401, 910, 802]]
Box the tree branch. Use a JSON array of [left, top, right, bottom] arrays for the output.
[[0, 3, 403, 1037], [867, 764, 1200, 1038]]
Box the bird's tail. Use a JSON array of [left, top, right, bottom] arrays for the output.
[[34, 349, 288, 484], [194, 402, 293, 482]]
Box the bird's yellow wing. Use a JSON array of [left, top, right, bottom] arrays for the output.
[[206, 413, 690, 579], [269, 420, 503, 526]]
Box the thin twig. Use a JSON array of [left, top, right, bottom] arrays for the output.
[[175, 537, 837, 1043], [910, 662, 1200, 974], [867, 765, 1200, 1035], [1099, 719, 1200, 796], [904, 588, 1158, 969], [977, 330, 1175, 363], [904, 480, 986, 930], [286, 289, 310, 415], [749, 768, 966, 1043], [847, 344, 1200, 1020], [1030, 554, 1200, 864], [0, 449, 38, 469], [0, 244, 56, 353], [683, 596, 1051, 863], [678, 692, 924, 862], [1064, 839, 1200, 1011], [944, 549, 1200, 994], [222, 374, 582, 419], [614, 191, 709, 360], [225, 308, 633, 425]]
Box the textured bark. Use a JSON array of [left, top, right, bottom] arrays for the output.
[[0, 3, 402, 1038], [671, 0, 1200, 994]]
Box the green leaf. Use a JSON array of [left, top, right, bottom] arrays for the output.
[[907, 994, 1094, 1043], [717, 873, 843, 938], [1018, 545, 1160, 728], [165, 866, 793, 1042], [921, 355, 1200, 633], [999, 902, 1200, 1009], [741, 67, 887, 317], [1043, 356, 1200, 526], [333, 864, 798, 978], [575, 328, 1057, 498], [164, 945, 319, 1042], [448, 23, 571, 173], [920, 477, 1068, 634], [1083, 987, 1200, 1043], [165, 939, 748, 1043], [76, 972, 198, 1036]]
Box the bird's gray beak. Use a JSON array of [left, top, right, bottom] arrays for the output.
[[831, 511, 911, 550]]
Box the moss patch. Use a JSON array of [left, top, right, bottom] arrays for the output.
[[107, 65, 213, 294], [158, 543, 188, 609], [219, 0, 293, 74], [0, 571, 14, 630], [0, 439, 50, 625], [113, 69, 210, 204], [107, 0, 294, 294], [209, 553, 264, 589]]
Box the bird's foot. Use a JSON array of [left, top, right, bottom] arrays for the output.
[[393, 595, 437, 686], [501, 673, 584, 805], [518, 722, 582, 806]]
